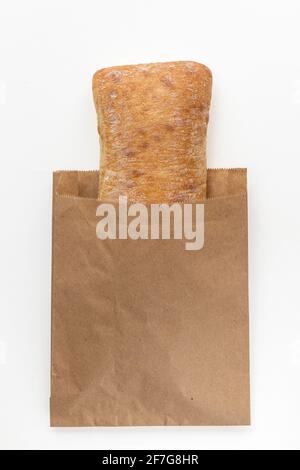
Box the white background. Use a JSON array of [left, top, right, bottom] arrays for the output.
[[0, 0, 300, 450]]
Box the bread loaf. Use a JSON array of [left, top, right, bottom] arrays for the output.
[[93, 61, 212, 203]]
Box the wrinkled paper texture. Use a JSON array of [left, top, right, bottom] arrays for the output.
[[50, 169, 250, 426]]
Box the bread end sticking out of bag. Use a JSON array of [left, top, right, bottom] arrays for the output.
[[93, 61, 212, 203]]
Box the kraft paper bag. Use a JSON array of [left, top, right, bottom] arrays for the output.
[[50, 169, 250, 426]]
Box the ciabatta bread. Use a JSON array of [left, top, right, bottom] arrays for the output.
[[93, 61, 212, 202]]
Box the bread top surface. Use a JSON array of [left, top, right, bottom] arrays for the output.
[[93, 61, 212, 202]]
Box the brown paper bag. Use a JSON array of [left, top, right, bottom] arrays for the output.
[[50, 169, 250, 426]]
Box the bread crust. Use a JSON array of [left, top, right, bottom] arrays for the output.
[[93, 61, 212, 202]]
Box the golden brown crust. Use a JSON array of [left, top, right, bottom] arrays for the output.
[[93, 61, 212, 202]]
